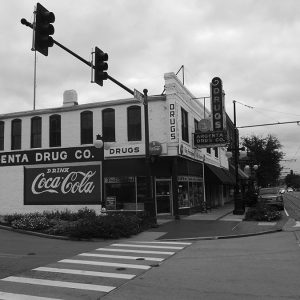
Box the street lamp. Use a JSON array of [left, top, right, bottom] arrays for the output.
[[94, 134, 105, 208]]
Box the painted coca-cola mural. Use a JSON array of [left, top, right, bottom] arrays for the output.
[[24, 163, 101, 205]]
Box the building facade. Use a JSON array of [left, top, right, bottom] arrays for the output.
[[0, 72, 234, 216]]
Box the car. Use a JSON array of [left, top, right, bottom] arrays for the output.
[[257, 187, 284, 210], [287, 187, 294, 192]]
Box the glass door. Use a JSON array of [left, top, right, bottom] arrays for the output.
[[155, 179, 172, 214]]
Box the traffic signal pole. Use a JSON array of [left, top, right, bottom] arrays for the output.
[[21, 18, 135, 96]]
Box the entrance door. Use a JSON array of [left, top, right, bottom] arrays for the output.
[[155, 179, 172, 214]]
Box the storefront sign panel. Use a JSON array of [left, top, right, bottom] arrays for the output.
[[169, 102, 177, 141], [0, 146, 103, 167], [24, 163, 101, 205], [194, 130, 228, 148]]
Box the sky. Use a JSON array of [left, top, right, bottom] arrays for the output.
[[1, 0, 300, 174]]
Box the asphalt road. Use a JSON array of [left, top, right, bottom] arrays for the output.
[[284, 191, 300, 220], [0, 229, 112, 279]]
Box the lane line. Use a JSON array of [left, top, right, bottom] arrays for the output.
[[96, 248, 175, 255], [0, 291, 62, 300], [34, 267, 135, 279], [111, 243, 183, 250], [2, 277, 115, 292], [131, 241, 191, 245], [59, 259, 151, 270], [284, 208, 289, 216], [79, 253, 164, 262]]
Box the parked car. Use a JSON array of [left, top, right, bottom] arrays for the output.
[[287, 187, 294, 192], [257, 187, 284, 210]]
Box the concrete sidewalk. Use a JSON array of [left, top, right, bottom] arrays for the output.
[[152, 202, 290, 241]]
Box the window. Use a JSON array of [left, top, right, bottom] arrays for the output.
[[11, 119, 22, 150], [127, 106, 141, 141], [49, 114, 61, 147], [81, 111, 93, 144], [181, 108, 189, 142], [194, 119, 199, 132], [214, 147, 219, 158], [206, 147, 211, 154], [102, 108, 115, 142], [31, 116, 42, 148], [0, 121, 4, 151]]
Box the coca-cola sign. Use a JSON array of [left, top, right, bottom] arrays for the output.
[[24, 163, 101, 205]]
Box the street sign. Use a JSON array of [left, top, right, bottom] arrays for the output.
[[194, 130, 228, 148], [134, 89, 144, 103]]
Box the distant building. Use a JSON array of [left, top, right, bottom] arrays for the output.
[[0, 72, 236, 216]]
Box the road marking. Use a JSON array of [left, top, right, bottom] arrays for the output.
[[34, 267, 135, 279], [258, 222, 277, 226], [284, 208, 289, 216], [96, 248, 175, 255], [0, 291, 62, 300], [59, 259, 151, 270], [131, 241, 191, 245], [79, 253, 164, 262], [2, 277, 115, 292], [111, 243, 184, 249]]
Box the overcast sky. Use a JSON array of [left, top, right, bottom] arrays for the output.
[[1, 0, 300, 174]]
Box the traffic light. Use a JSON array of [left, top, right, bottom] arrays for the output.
[[94, 47, 108, 86], [34, 3, 55, 56]]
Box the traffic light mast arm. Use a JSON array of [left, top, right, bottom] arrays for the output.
[[21, 18, 134, 96]]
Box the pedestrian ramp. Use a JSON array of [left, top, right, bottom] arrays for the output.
[[0, 240, 191, 299]]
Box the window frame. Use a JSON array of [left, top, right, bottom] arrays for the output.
[[31, 116, 42, 149], [49, 114, 61, 147], [11, 119, 22, 150], [102, 108, 116, 142], [127, 105, 142, 141], [181, 108, 189, 143], [80, 111, 93, 145], [0, 121, 4, 151]]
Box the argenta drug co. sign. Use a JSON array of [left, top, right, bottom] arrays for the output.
[[24, 163, 101, 205]]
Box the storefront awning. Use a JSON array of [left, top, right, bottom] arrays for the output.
[[205, 164, 236, 185]]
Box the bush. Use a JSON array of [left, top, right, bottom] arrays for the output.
[[244, 204, 282, 222], [11, 214, 51, 231]]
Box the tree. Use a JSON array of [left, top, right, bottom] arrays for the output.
[[285, 172, 300, 189], [241, 134, 284, 187]]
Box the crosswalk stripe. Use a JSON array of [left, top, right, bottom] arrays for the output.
[[2, 277, 115, 292], [131, 241, 192, 245], [111, 243, 184, 249], [59, 259, 151, 270], [0, 291, 62, 300], [34, 267, 136, 279], [79, 253, 164, 262], [96, 248, 175, 255]]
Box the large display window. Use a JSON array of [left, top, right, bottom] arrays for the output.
[[178, 176, 204, 208]]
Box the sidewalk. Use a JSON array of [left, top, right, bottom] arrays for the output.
[[151, 202, 290, 241]]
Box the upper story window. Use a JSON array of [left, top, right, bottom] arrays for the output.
[[181, 108, 189, 143], [207, 147, 211, 154], [214, 147, 219, 158], [49, 114, 61, 147], [102, 108, 115, 142], [81, 111, 93, 145], [31, 116, 42, 148], [127, 106, 141, 141], [0, 121, 4, 151], [194, 119, 199, 132], [11, 119, 21, 150]]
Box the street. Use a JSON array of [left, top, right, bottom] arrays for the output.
[[284, 191, 300, 220]]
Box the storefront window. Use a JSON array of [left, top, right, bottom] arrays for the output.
[[105, 177, 135, 210], [178, 176, 204, 208]]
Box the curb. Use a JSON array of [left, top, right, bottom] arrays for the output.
[[158, 228, 283, 242]]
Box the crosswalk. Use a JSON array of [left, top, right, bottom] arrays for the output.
[[0, 240, 191, 299]]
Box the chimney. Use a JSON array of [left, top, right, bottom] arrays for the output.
[[63, 90, 78, 107]]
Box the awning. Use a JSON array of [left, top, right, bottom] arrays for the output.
[[205, 164, 235, 185], [229, 164, 249, 180]]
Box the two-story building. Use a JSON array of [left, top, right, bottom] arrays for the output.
[[0, 72, 235, 216]]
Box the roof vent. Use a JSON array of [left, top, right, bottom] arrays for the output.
[[63, 90, 78, 107]]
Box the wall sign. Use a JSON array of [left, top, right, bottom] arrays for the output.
[[149, 141, 162, 156], [24, 162, 101, 205], [105, 144, 144, 157], [0, 146, 103, 167], [169, 102, 177, 141], [210, 77, 226, 131], [194, 130, 228, 148]]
